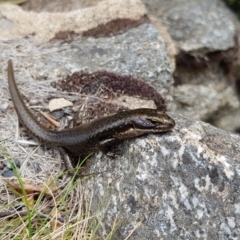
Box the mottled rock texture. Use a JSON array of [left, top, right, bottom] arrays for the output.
[[0, 0, 146, 43], [83, 114, 240, 240], [0, 1, 174, 176], [143, 0, 240, 132], [0, 1, 240, 239], [143, 0, 236, 52]]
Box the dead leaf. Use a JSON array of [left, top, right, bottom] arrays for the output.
[[2, 178, 58, 196], [49, 98, 73, 112]]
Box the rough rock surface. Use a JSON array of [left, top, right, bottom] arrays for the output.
[[0, 0, 174, 179], [83, 114, 240, 240], [21, 0, 100, 12], [143, 0, 240, 132], [143, 0, 236, 52], [0, 1, 240, 239], [0, 22, 173, 98], [0, 0, 146, 43]]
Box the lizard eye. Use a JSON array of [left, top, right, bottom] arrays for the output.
[[131, 117, 159, 129], [147, 119, 158, 125]]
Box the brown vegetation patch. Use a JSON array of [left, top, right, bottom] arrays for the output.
[[82, 16, 150, 38], [51, 71, 166, 111]]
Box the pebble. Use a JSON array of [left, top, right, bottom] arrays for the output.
[[0, 102, 9, 113], [29, 99, 40, 106], [14, 159, 21, 168], [32, 162, 41, 172], [2, 169, 15, 178], [63, 107, 72, 115], [70, 96, 79, 102], [51, 110, 64, 120]]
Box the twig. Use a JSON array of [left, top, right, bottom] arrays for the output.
[[39, 111, 60, 127]]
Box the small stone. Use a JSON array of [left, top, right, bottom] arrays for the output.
[[32, 162, 41, 172], [29, 99, 40, 106], [51, 110, 64, 120], [14, 159, 21, 168], [63, 107, 72, 115], [2, 170, 15, 178], [0, 102, 9, 113], [70, 96, 79, 102]]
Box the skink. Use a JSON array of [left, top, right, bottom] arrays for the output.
[[7, 60, 175, 171]]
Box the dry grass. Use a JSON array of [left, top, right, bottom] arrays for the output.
[[0, 137, 129, 239], [0, 140, 98, 239]]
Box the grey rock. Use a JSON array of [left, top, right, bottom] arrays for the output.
[[21, 0, 93, 12], [0, 102, 9, 113], [14, 159, 21, 168], [51, 110, 65, 120], [2, 170, 16, 178], [63, 107, 72, 115], [171, 58, 239, 131], [172, 81, 239, 121], [31, 162, 42, 172], [143, 0, 236, 52], [70, 96, 79, 102], [1, 2, 239, 239], [215, 109, 240, 132], [143, 0, 240, 131], [82, 113, 240, 240], [0, 23, 173, 98]]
